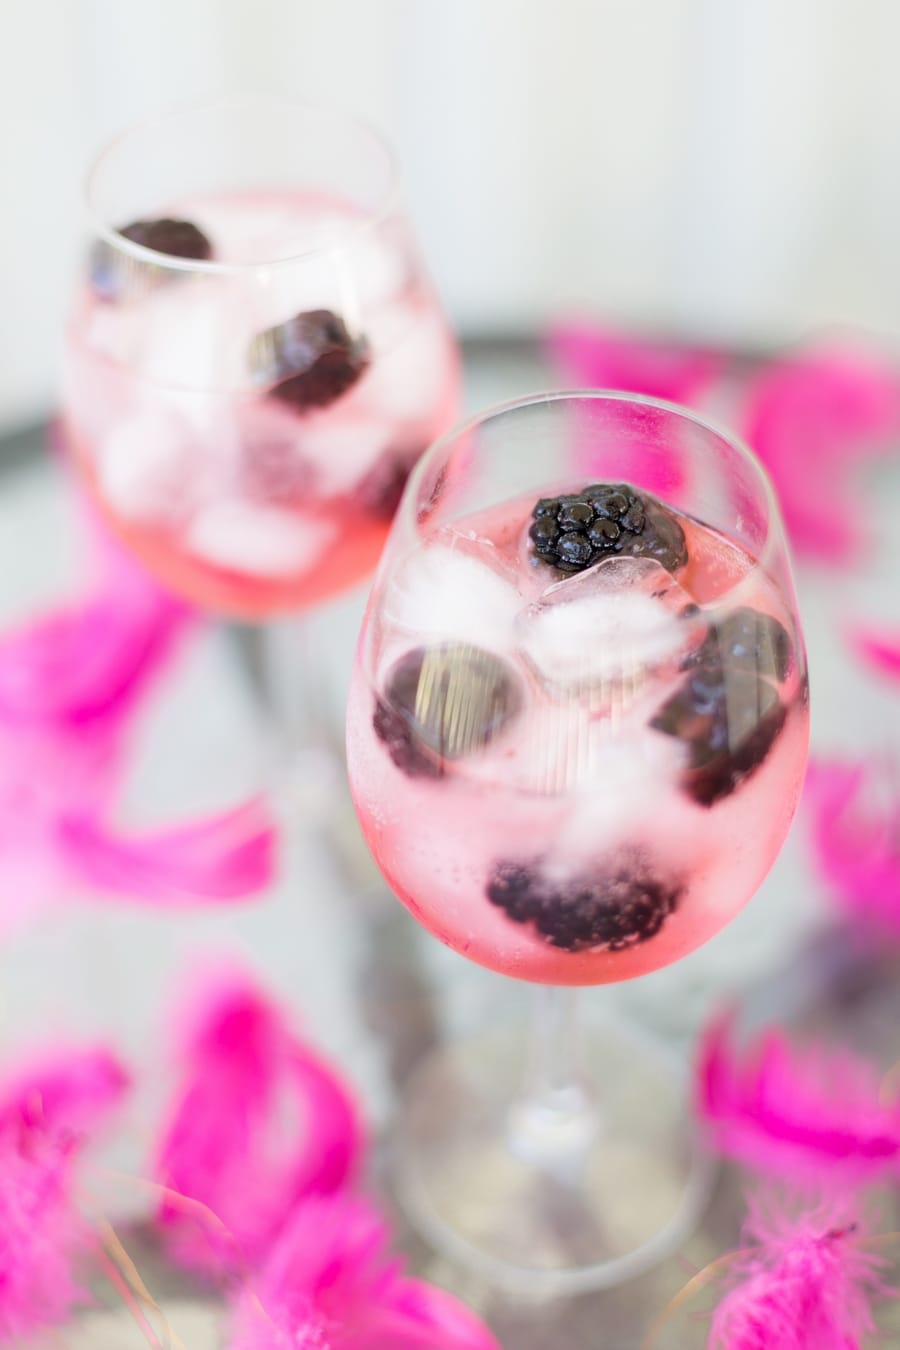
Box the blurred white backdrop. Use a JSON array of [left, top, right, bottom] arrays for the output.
[[3, 0, 900, 427]]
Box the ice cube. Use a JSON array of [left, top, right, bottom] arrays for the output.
[[345, 233, 408, 308], [294, 412, 393, 497], [361, 303, 455, 424], [182, 194, 357, 265], [135, 280, 246, 392], [249, 236, 405, 339], [97, 407, 195, 524], [465, 679, 684, 802], [544, 732, 687, 865], [250, 261, 347, 335], [384, 544, 521, 653], [84, 300, 137, 363], [518, 556, 702, 695], [185, 500, 335, 577]]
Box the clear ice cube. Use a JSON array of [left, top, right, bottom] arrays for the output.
[[250, 236, 406, 339], [294, 410, 394, 498], [98, 407, 196, 524], [361, 304, 452, 424], [517, 556, 702, 696], [135, 281, 246, 392], [384, 543, 521, 654], [185, 500, 335, 576]]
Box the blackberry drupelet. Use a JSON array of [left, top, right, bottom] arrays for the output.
[[249, 309, 370, 412], [528, 483, 688, 575], [374, 643, 522, 778], [486, 858, 681, 952]]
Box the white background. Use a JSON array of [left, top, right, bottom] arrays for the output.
[[3, 0, 900, 427]]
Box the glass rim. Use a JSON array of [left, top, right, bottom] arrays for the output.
[[399, 387, 785, 592], [84, 92, 402, 276]]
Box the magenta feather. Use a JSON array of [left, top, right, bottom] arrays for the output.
[[805, 758, 900, 933], [153, 967, 364, 1273], [545, 321, 723, 406], [0, 527, 276, 931], [0, 1044, 130, 1140], [0, 1044, 130, 1341], [741, 343, 900, 561], [545, 322, 725, 499], [850, 626, 900, 684], [697, 1012, 900, 1180], [709, 1191, 888, 1350], [226, 1193, 501, 1349], [60, 800, 276, 905]]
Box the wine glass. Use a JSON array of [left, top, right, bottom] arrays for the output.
[[61, 95, 461, 769], [345, 391, 810, 1293]]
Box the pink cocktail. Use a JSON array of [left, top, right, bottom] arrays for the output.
[[63, 100, 460, 619], [346, 392, 810, 1292], [348, 493, 808, 986]]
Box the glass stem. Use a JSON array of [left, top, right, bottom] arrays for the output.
[[238, 615, 343, 819], [507, 986, 598, 1182]]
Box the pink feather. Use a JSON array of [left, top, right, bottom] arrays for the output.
[[0, 560, 186, 729], [850, 626, 900, 684], [697, 1012, 900, 1180], [545, 321, 724, 406], [545, 322, 725, 500], [226, 1193, 501, 1349], [0, 520, 277, 931], [60, 800, 276, 905], [741, 344, 900, 562], [0, 1044, 130, 1341], [709, 1191, 888, 1350], [0, 1044, 130, 1140], [804, 758, 900, 932], [153, 967, 364, 1273]]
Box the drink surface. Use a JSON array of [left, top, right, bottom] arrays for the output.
[[63, 191, 460, 617], [346, 483, 809, 985]]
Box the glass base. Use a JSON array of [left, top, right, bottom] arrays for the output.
[[392, 1018, 714, 1298]]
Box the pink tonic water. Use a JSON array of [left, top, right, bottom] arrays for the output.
[[63, 191, 460, 618], [347, 481, 809, 985]]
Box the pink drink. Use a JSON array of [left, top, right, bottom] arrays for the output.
[[63, 192, 460, 617], [347, 486, 809, 985]]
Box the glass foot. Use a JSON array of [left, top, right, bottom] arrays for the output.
[[392, 1018, 715, 1297]]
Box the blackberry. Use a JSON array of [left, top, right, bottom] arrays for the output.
[[528, 483, 687, 575], [688, 607, 792, 683], [119, 217, 213, 261], [486, 858, 681, 952], [374, 643, 521, 778], [373, 698, 443, 779], [249, 309, 369, 412], [90, 216, 213, 299], [651, 665, 787, 806]]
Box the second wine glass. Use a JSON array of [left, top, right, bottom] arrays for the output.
[[62, 96, 461, 774]]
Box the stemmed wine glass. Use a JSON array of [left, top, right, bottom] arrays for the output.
[[61, 95, 460, 773], [346, 391, 809, 1293]]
